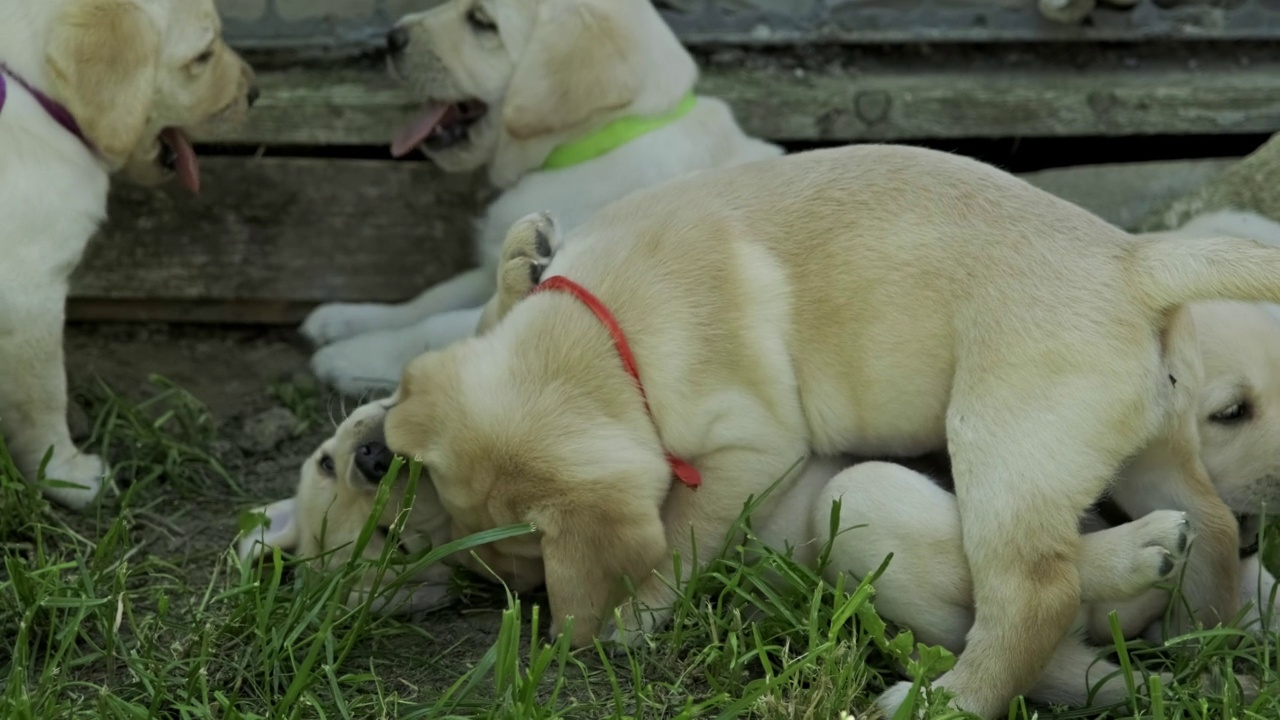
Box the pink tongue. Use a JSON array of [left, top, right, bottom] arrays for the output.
[[162, 128, 200, 194], [392, 103, 450, 158]]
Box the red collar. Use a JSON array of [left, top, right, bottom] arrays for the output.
[[0, 63, 98, 156], [533, 275, 701, 489]]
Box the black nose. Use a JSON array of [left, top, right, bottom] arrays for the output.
[[247, 85, 260, 108], [387, 26, 411, 54], [354, 441, 395, 481]]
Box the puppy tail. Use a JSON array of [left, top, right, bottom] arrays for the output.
[[1130, 234, 1280, 313]]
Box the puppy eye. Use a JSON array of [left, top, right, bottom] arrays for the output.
[[319, 455, 336, 475], [1210, 401, 1251, 424], [193, 48, 215, 65], [466, 5, 497, 32]]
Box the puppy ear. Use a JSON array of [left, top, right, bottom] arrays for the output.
[[534, 497, 667, 647], [237, 498, 301, 562], [503, 0, 643, 140], [45, 0, 159, 167]]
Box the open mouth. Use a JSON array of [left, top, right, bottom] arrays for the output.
[[391, 100, 488, 158], [159, 128, 201, 194]]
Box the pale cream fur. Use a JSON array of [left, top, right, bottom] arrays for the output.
[[0, 0, 254, 509], [803, 289, 1280, 705], [375, 144, 1280, 718], [300, 0, 780, 395], [243, 202, 1280, 712]]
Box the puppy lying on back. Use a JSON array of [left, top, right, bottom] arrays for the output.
[[0, 0, 256, 508], [300, 0, 780, 395], [235, 227, 567, 611], [237, 396, 545, 615]]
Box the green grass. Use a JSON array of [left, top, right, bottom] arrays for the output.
[[2, 378, 1279, 719]]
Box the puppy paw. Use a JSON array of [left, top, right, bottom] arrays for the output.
[[1038, 0, 1096, 23], [309, 329, 424, 396], [497, 212, 559, 304], [598, 599, 664, 650], [300, 302, 407, 347], [1128, 509, 1191, 582], [41, 451, 109, 510]]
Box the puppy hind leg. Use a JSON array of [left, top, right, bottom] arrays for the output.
[[1029, 633, 1170, 709], [817, 462, 1186, 656], [815, 462, 974, 653]]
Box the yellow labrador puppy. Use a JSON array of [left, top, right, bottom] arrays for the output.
[[301, 0, 780, 395], [798, 299, 1280, 702], [0, 0, 256, 508], [380, 144, 1280, 717]]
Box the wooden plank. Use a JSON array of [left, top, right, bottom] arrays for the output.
[[68, 157, 480, 319], [206, 53, 1280, 147], [66, 299, 316, 325], [67, 155, 1241, 325]]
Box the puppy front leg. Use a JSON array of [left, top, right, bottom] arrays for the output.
[[0, 287, 106, 509], [477, 212, 558, 335], [301, 266, 496, 347], [310, 306, 487, 395]]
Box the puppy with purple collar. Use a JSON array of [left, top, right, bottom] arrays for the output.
[[0, 0, 256, 508]]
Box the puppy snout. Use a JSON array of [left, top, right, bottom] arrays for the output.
[[387, 26, 411, 55], [247, 86, 261, 108], [355, 441, 394, 481]]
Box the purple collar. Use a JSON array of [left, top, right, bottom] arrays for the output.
[[0, 62, 97, 155]]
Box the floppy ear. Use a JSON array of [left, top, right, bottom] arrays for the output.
[[533, 497, 667, 647], [237, 498, 301, 562], [502, 0, 643, 140], [45, 0, 159, 167]]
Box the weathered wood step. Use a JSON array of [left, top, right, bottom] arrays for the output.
[[67, 156, 1237, 324], [206, 50, 1280, 148]]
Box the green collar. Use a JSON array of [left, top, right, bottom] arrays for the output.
[[541, 93, 697, 171]]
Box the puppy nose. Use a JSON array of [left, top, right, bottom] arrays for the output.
[[387, 26, 411, 54], [247, 86, 260, 108], [355, 441, 395, 481]]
